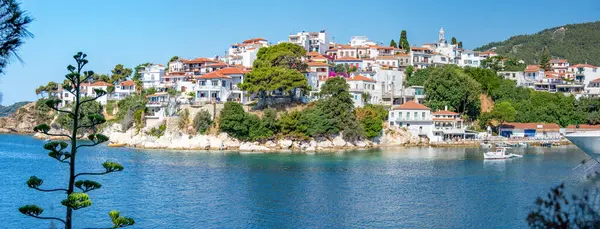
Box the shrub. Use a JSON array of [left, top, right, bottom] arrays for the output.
[[147, 122, 166, 137], [262, 108, 279, 134], [355, 106, 383, 139], [105, 100, 115, 115], [133, 109, 144, 130], [178, 109, 190, 130], [193, 110, 212, 134], [56, 98, 103, 135]]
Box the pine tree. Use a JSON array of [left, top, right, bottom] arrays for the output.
[[389, 39, 397, 48], [458, 41, 463, 49], [451, 37, 457, 45], [540, 47, 551, 71], [399, 30, 410, 53], [19, 53, 134, 229]]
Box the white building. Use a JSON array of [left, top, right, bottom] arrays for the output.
[[402, 86, 426, 104], [161, 72, 187, 90], [570, 64, 600, 86], [431, 108, 473, 142], [227, 38, 269, 67], [112, 80, 136, 100], [168, 59, 184, 73], [498, 71, 529, 87], [141, 64, 166, 89], [349, 36, 376, 47], [288, 30, 329, 54], [410, 47, 433, 69], [80, 81, 111, 105], [459, 50, 484, 67], [498, 123, 561, 139], [346, 75, 377, 107], [388, 101, 433, 139], [146, 92, 169, 127], [193, 67, 250, 104]]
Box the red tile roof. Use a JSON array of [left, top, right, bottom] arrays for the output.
[[499, 122, 560, 131], [524, 65, 542, 73], [376, 56, 399, 60], [346, 75, 376, 82], [566, 124, 600, 130], [411, 47, 430, 51], [551, 59, 568, 63], [183, 58, 216, 64], [393, 101, 430, 110], [196, 71, 231, 79], [571, 64, 597, 69], [307, 51, 320, 57], [81, 81, 111, 87], [307, 62, 331, 67], [432, 110, 459, 115], [120, 80, 135, 86], [243, 38, 267, 44], [218, 67, 248, 75]]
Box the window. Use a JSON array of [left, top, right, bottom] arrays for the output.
[[405, 112, 409, 119], [391, 112, 395, 117], [595, 69, 597, 73], [222, 81, 227, 87], [212, 81, 218, 86], [354, 95, 358, 100], [422, 112, 425, 119], [200, 81, 206, 86], [414, 112, 418, 119]]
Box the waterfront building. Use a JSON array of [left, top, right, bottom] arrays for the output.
[[498, 122, 561, 139], [388, 101, 433, 139], [430, 108, 474, 142], [194, 67, 250, 104], [112, 80, 136, 100], [141, 64, 166, 89], [146, 92, 170, 127], [288, 30, 329, 54]]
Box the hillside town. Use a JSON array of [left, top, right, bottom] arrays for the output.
[[45, 28, 600, 144]]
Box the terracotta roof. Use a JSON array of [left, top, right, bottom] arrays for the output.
[[146, 92, 168, 97], [432, 110, 459, 115], [81, 81, 111, 87], [395, 53, 410, 57], [307, 51, 320, 57], [433, 118, 460, 121], [183, 58, 216, 64], [567, 124, 600, 130], [196, 71, 231, 79], [218, 67, 248, 75], [499, 122, 560, 131], [411, 47, 430, 51], [551, 59, 568, 63], [312, 54, 327, 59], [326, 48, 338, 51], [346, 75, 376, 82], [375, 46, 396, 50], [243, 38, 266, 44], [592, 78, 600, 83], [120, 80, 135, 86], [335, 57, 361, 61], [480, 51, 497, 55], [307, 62, 331, 67], [524, 65, 542, 73], [571, 64, 597, 69], [393, 101, 430, 110]]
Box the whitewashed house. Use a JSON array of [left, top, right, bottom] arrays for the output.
[[346, 75, 377, 107], [146, 92, 169, 126], [226, 38, 268, 67], [141, 64, 166, 89], [498, 123, 561, 139], [288, 30, 329, 54], [80, 81, 111, 105], [431, 108, 474, 142], [389, 101, 433, 139], [113, 80, 136, 100]]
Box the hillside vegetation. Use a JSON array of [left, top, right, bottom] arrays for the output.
[[475, 21, 600, 66], [0, 101, 30, 116]]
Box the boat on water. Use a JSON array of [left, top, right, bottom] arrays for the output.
[[483, 147, 523, 160], [565, 131, 600, 159]]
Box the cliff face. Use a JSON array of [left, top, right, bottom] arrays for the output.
[[0, 102, 38, 134]]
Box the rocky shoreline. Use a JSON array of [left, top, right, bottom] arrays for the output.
[[99, 124, 427, 152]]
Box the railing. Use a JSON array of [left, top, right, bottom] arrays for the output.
[[394, 117, 431, 121]]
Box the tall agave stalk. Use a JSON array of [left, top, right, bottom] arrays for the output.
[[18, 52, 134, 229]]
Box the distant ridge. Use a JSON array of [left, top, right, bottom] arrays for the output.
[[475, 21, 600, 66], [0, 101, 30, 116]]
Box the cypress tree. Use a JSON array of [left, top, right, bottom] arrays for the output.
[[390, 39, 397, 48], [399, 30, 410, 53], [540, 47, 551, 71]]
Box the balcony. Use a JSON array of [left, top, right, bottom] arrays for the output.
[[197, 84, 226, 90], [146, 101, 167, 107], [394, 116, 431, 122]]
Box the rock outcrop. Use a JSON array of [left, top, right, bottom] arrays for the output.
[[0, 102, 39, 134], [102, 123, 422, 152]]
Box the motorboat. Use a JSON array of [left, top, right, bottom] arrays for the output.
[[565, 131, 600, 160], [480, 142, 493, 148], [518, 142, 528, 147], [483, 147, 523, 160]]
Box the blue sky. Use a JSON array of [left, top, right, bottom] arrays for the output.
[[0, 0, 599, 105]]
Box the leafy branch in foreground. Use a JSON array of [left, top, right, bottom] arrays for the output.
[[19, 52, 133, 229]]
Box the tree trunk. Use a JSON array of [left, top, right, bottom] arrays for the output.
[[66, 79, 81, 229]]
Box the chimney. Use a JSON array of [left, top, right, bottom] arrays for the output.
[[444, 105, 448, 111]]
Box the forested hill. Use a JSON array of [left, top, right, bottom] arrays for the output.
[[475, 21, 600, 66], [0, 101, 29, 116]]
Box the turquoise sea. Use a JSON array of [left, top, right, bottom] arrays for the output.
[[0, 134, 590, 228]]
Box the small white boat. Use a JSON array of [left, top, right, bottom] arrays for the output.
[[518, 142, 528, 147], [480, 142, 493, 148], [483, 147, 523, 160]]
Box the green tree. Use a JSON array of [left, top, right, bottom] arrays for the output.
[[355, 106, 383, 138], [424, 65, 481, 117], [252, 42, 307, 71], [361, 92, 371, 105], [132, 62, 150, 81], [318, 77, 364, 141], [193, 110, 212, 134], [219, 102, 249, 140], [540, 47, 551, 71], [20, 53, 133, 229], [457, 41, 463, 49], [110, 64, 132, 83], [238, 66, 308, 102], [177, 108, 190, 131], [451, 37, 457, 45], [0, 0, 33, 75], [278, 110, 307, 138], [169, 56, 179, 63], [56, 98, 103, 136], [389, 39, 397, 48], [262, 108, 279, 134], [45, 81, 59, 97], [334, 64, 346, 73], [463, 67, 502, 93], [399, 30, 410, 52], [405, 68, 431, 87], [92, 73, 111, 82], [489, 101, 517, 126]]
